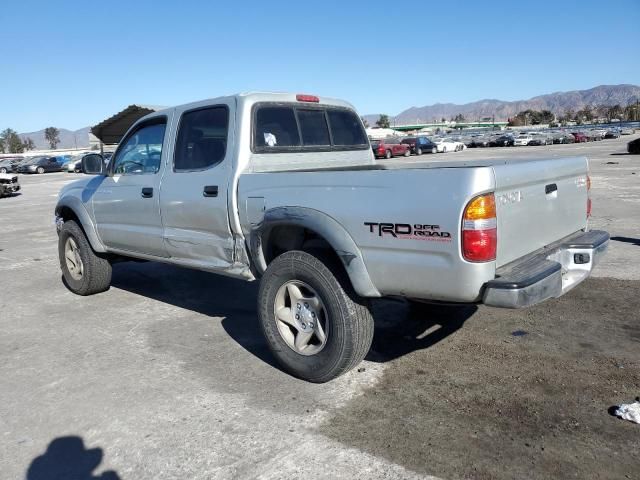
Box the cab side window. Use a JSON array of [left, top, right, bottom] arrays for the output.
[[112, 120, 166, 175], [174, 106, 229, 171]]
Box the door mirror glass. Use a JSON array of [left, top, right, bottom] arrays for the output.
[[82, 154, 106, 175]]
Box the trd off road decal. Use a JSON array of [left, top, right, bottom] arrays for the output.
[[364, 222, 452, 242]]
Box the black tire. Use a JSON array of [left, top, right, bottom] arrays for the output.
[[37, 166, 45, 174], [58, 220, 112, 296], [258, 250, 374, 383], [404, 149, 410, 157], [385, 149, 392, 159], [0, 167, 7, 173], [431, 147, 437, 154], [416, 147, 422, 155]]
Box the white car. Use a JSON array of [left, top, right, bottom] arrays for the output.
[[434, 138, 464, 153], [514, 135, 533, 146], [67, 159, 82, 172], [0, 172, 21, 197]]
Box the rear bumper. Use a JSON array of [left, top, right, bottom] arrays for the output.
[[483, 230, 609, 308]]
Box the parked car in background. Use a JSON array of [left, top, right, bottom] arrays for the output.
[[551, 132, 575, 144], [528, 133, 552, 146], [604, 129, 620, 139], [471, 135, 491, 148], [620, 128, 634, 135], [0, 172, 20, 197], [434, 137, 464, 153], [401, 136, 437, 155], [17, 156, 63, 174], [58, 155, 74, 170], [67, 156, 83, 172], [628, 137, 640, 154], [0, 157, 23, 173], [371, 137, 410, 159], [571, 132, 589, 143], [489, 134, 515, 147], [514, 134, 533, 146], [461, 135, 477, 148]]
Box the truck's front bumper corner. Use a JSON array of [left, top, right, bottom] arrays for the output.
[[483, 230, 609, 309]]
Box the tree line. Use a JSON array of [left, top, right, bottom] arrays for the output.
[[509, 101, 640, 127], [0, 127, 61, 153]]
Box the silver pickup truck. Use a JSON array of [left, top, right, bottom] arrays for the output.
[[55, 92, 609, 382]]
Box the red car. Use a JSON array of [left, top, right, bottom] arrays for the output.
[[571, 132, 589, 143], [371, 137, 410, 159]]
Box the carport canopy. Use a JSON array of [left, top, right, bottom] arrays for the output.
[[91, 104, 166, 144]]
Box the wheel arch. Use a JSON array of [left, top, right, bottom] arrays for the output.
[[249, 206, 380, 298], [55, 198, 106, 253]]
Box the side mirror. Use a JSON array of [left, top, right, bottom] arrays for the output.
[[82, 155, 106, 175]]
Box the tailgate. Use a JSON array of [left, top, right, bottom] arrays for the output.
[[493, 157, 589, 267]]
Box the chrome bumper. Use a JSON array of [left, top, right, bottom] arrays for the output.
[[483, 230, 609, 309]]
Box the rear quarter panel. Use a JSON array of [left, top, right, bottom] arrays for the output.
[[239, 167, 497, 302]]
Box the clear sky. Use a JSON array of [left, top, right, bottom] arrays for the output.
[[1, 0, 638, 132]]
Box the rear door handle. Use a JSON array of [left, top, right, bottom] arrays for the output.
[[203, 185, 218, 197], [141, 187, 153, 198]]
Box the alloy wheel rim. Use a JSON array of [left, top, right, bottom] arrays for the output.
[[64, 237, 84, 281], [274, 280, 329, 356]]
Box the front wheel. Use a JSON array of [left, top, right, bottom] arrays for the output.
[[404, 149, 410, 157], [37, 167, 45, 174], [416, 147, 422, 155], [0, 167, 7, 173], [258, 250, 374, 383], [58, 220, 112, 296], [431, 147, 437, 154]]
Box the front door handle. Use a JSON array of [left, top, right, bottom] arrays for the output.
[[141, 187, 153, 198], [203, 185, 218, 197]]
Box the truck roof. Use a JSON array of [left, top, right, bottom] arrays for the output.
[[149, 92, 357, 117]]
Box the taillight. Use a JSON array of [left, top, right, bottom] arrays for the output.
[[586, 174, 592, 218], [462, 193, 497, 262]]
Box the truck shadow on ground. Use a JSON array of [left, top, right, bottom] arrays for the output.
[[26, 436, 120, 480], [366, 300, 476, 362], [110, 261, 476, 373], [611, 236, 640, 246]]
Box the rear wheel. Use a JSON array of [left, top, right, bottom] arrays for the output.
[[416, 147, 422, 155], [385, 149, 392, 159], [404, 149, 410, 157], [58, 220, 112, 296], [431, 147, 437, 154], [0, 167, 7, 173], [258, 250, 374, 383]]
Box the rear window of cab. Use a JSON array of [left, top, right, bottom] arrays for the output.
[[252, 103, 369, 153]]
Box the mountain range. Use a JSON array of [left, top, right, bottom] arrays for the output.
[[364, 84, 640, 125], [15, 85, 640, 147], [18, 127, 91, 150]]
